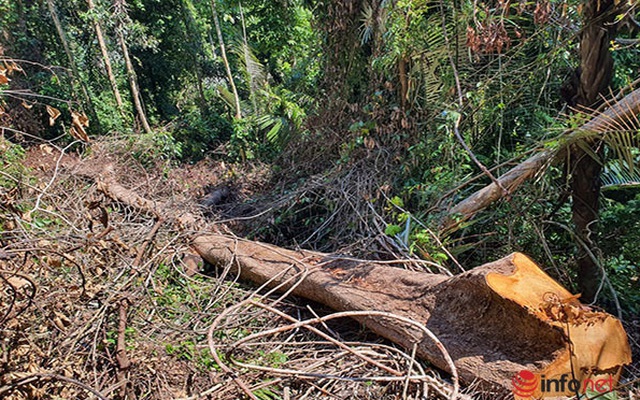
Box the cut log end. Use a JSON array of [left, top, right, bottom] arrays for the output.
[[486, 253, 631, 397]]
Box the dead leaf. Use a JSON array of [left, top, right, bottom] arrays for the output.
[[70, 110, 90, 142], [0, 73, 9, 85], [39, 144, 54, 155], [54, 311, 72, 327], [182, 253, 203, 276], [46, 105, 61, 126], [363, 136, 376, 150], [21, 100, 34, 109], [69, 126, 90, 143], [5, 61, 23, 73], [72, 110, 89, 127], [7, 276, 32, 290], [47, 257, 62, 268], [53, 315, 68, 330]]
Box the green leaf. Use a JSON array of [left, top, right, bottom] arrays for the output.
[[389, 196, 404, 208], [385, 224, 402, 236]]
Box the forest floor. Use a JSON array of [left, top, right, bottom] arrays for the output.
[[1, 136, 638, 399], [0, 136, 468, 399]]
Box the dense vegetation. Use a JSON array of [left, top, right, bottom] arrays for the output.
[[1, 1, 639, 395]]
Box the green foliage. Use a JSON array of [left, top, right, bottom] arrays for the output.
[[0, 138, 26, 172], [253, 384, 281, 400], [600, 195, 640, 316], [228, 117, 254, 161], [127, 129, 183, 167], [165, 340, 220, 371], [3, 0, 639, 318], [172, 107, 233, 159], [370, 0, 453, 111], [579, 389, 618, 400]]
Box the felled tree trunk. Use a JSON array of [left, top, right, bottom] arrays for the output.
[[442, 86, 640, 233], [194, 234, 631, 396]]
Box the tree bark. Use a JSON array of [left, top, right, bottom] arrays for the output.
[[87, 0, 127, 121], [193, 234, 631, 397], [210, 0, 242, 119], [115, 27, 152, 134], [114, 0, 152, 134], [570, 0, 617, 302]]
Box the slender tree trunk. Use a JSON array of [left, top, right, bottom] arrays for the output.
[[570, 0, 617, 302], [398, 56, 408, 111], [45, 0, 97, 124], [113, 0, 152, 134], [210, 0, 242, 119], [117, 27, 151, 133], [87, 0, 126, 121], [180, 0, 208, 114]]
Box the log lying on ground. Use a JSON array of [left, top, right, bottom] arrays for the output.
[[72, 163, 199, 228], [442, 87, 640, 233], [194, 234, 632, 396]]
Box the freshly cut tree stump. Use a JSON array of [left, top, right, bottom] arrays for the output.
[[194, 234, 632, 396]]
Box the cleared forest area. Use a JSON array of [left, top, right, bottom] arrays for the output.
[[1, 0, 640, 398]]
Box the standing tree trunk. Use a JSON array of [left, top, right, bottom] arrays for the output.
[[114, 0, 152, 134], [180, 0, 208, 115], [45, 0, 98, 125], [398, 56, 408, 111], [210, 0, 242, 119], [570, 0, 617, 302], [87, 0, 126, 121]]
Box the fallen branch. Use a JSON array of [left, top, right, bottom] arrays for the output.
[[133, 217, 165, 268], [442, 87, 640, 232], [115, 298, 131, 398], [194, 234, 632, 397], [73, 163, 199, 228]]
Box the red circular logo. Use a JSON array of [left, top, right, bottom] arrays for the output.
[[512, 370, 537, 397]]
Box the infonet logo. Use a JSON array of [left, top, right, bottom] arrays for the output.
[[512, 370, 615, 398]]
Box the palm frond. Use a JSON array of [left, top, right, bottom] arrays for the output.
[[232, 40, 266, 91], [602, 158, 640, 190], [216, 84, 236, 109]]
